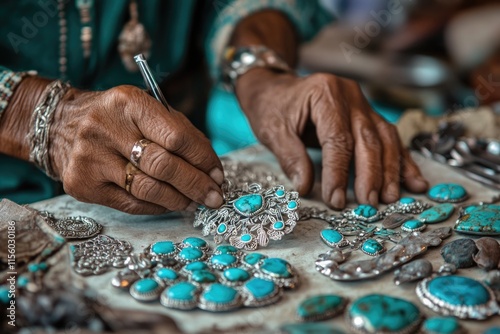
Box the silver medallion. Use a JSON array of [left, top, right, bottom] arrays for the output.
[[41, 211, 102, 239]]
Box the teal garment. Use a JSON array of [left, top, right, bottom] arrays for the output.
[[0, 0, 330, 203]]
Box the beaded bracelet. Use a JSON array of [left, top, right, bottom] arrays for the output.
[[0, 69, 36, 121]]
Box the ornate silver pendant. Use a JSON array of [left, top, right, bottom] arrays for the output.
[[194, 183, 300, 250], [40, 211, 102, 239]]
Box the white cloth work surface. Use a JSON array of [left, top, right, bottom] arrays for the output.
[[31, 145, 500, 333]]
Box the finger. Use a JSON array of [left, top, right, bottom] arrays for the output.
[[370, 113, 401, 203], [351, 109, 383, 207], [400, 144, 429, 193], [107, 160, 200, 212], [259, 119, 314, 195], [133, 142, 224, 208]]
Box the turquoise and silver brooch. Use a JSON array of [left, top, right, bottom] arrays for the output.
[[194, 183, 300, 250]]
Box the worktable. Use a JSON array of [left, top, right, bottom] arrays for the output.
[[31, 145, 500, 333]]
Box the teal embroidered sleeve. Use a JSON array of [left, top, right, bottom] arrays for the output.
[[204, 0, 332, 81]]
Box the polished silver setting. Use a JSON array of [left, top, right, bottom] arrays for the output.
[[129, 278, 164, 302], [130, 138, 152, 167]]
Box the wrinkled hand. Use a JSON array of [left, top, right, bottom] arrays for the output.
[[236, 69, 428, 209], [50, 85, 224, 214]]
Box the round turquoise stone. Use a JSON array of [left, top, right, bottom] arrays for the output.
[[215, 245, 238, 254], [275, 189, 285, 197], [400, 197, 416, 204], [166, 282, 197, 301], [17, 275, 29, 288], [244, 278, 276, 299], [320, 229, 343, 244], [191, 270, 217, 284], [362, 239, 384, 255], [287, 201, 298, 210], [202, 283, 238, 304], [211, 254, 238, 267], [353, 204, 377, 218], [419, 204, 455, 224], [0, 286, 10, 304], [242, 253, 266, 266], [260, 258, 292, 278], [151, 241, 176, 255], [240, 234, 252, 243], [427, 275, 490, 306], [134, 278, 159, 293], [423, 317, 460, 334], [178, 247, 204, 262], [217, 223, 227, 234], [28, 263, 39, 272], [349, 294, 421, 332], [38, 262, 48, 271], [297, 294, 345, 320], [156, 268, 178, 280], [273, 221, 285, 230], [184, 261, 208, 272], [182, 237, 207, 249], [233, 194, 263, 216], [402, 219, 425, 230], [428, 183, 467, 202], [223, 268, 250, 282]]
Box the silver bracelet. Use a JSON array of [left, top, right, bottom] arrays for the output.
[[28, 80, 70, 180]]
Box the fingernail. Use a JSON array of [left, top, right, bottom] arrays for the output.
[[209, 168, 224, 186], [330, 188, 345, 209], [413, 177, 429, 190], [368, 190, 379, 207], [205, 190, 224, 208], [185, 201, 199, 212], [385, 182, 399, 203]]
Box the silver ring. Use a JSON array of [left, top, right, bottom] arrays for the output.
[[130, 139, 152, 167]]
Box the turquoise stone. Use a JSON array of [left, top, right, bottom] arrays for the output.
[[427, 275, 490, 306], [454, 204, 500, 235], [182, 237, 207, 249], [233, 194, 263, 216], [297, 295, 345, 320], [151, 241, 176, 255], [28, 263, 39, 272], [135, 278, 159, 293], [202, 283, 238, 304], [215, 245, 238, 254], [484, 328, 500, 334], [402, 219, 425, 231], [260, 258, 292, 278], [242, 253, 266, 266], [399, 197, 416, 204], [361, 239, 384, 255], [217, 223, 227, 234], [211, 254, 238, 267], [418, 204, 455, 224], [0, 286, 10, 304], [428, 183, 467, 202], [280, 323, 344, 334], [223, 268, 250, 282], [349, 294, 421, 332], [273, 221, 284, 230], [423, 317, 460, 334], [17, 276, 29, 288], [353, 204, 378, 218], [156, 268, 178, 280], [240, 234, 253, 243], [191, 270, 217, 284], [184, 261, 208, 272], [38, 262, 48, 271], [320, 229, 343, 245], [166, 282, 197, 301], [178, 247, 203, 261], [275, 189, 285, 197], [244, 278, 276, 299], [287, 201, 298, 210]]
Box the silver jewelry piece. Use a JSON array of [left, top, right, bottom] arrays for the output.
[[393, 259, 433, 285], [130, 277, 164, 302], [130, 138, 152, 167], [382, 197, 432, 216], [194, 183, 300, 250], [40, 211, 102, 239]]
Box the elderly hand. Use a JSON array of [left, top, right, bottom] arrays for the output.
[[236, 69, 428, 209], [50, 85, 224, 214]]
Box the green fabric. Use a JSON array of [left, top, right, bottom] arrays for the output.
[[0, 0, 330, 203]]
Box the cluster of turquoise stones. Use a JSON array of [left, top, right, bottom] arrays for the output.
[[122, 237, 299, 312]]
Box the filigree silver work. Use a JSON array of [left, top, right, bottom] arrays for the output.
[[315, 227, 452, 281], [40, 211, 102, 239], [194, 183, 300, 250]]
